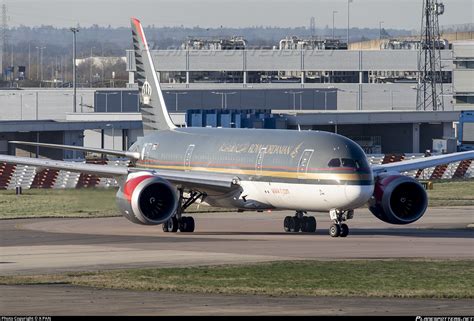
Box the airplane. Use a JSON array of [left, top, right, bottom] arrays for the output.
[[1, 18, 473, 237]]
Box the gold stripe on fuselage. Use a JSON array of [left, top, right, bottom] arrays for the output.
[[136, 163, 372, 181]]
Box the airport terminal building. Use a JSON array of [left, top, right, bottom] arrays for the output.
[[0, 39, 473, 158]]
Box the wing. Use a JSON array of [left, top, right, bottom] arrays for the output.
[[371, 151, 474, 176], [0, 155, 128, 177], [0, 154, 236, 190], [10, 141, 141, 159]]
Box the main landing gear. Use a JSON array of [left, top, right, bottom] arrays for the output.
[[328, 209, 353, 237], [283, 211, 317, 233], [163, 189, 206, 233]]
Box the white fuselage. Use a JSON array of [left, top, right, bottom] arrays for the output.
[[203, 180, 375, 212]]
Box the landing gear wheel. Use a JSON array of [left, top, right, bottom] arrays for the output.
[[329, 224, 341, 237], [162, 222, 170, 232], [300, 217, 308, 232], [305, 216, 316, 233], [166, 216, 179, 233], [283, 216, 291, 232], [179, 216, 195, 233], [294, 217, 301, 232], [187, 217, 195, 232], [289, 217, 300, 233], [179, 217, 187, 232], [340, 224, 349, 237]]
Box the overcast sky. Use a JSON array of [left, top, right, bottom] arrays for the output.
[[3, 0, 473, 29]]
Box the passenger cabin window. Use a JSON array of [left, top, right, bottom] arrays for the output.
[[328, 158, 341, 167]]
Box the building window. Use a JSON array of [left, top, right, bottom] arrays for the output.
[[455, 96, 474, 104], [455, 61, 474, 69]]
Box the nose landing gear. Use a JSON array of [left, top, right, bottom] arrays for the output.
[[328, 209, 353, 237]]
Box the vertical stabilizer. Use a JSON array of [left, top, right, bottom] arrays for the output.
[[131, 18, 176, 132]]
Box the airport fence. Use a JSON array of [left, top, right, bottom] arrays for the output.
[[0, 154, 473, 190]]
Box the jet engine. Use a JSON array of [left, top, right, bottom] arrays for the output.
[[116, 173, 178, 225], [369, 174, 428, 225]]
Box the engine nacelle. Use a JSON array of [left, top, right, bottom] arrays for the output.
[[369, 174, 428, 225], [116, 173, 178, 225]]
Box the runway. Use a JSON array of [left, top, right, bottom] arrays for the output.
[[1, 206, 473, 315], [1, 206, 473, 275]]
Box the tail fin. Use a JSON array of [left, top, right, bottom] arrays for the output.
[[131, 18, 176, 132]]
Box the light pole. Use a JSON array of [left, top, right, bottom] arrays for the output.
[[89, 46, 95, 88], [347, 0, 353, 44], [97, 92, 118, 112], [35, 91, 39, 119], [20, 94, 23, 120], [284, 91, 303, 110], [106, 123, 115, 151], [28, 43, 31, 80], [35, 46, 46, 83], [332, 11, 338, 39], [314, 89, 337, 110], [70, 27, 79, 113], [379, 21, 384, 40], [165, 91, 188, 111], [211, 91, 236, 110]]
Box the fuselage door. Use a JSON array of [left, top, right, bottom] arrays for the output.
[[297, 149, 314, 179], [184, 144, 195, 171], [141, 143, 154, 161], [255, 147, 267, 176]]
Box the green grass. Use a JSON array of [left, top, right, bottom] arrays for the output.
[[427, 179, 474, 207], [1, 260, 473, 299], [0, 188, 119, 219], [0, 188, 231, 219]]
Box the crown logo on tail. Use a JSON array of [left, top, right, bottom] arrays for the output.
[[141, 80, 152, 105]]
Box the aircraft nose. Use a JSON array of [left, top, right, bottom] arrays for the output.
[[344, 184, 374, 208]]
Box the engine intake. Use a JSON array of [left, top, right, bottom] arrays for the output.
[[369, 175, 428, 225], [116, 173, 178, 225]]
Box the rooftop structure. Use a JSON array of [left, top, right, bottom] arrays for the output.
[[182, 36, 247, 50], [278, 36, 348, 50]]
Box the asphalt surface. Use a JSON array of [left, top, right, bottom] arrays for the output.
[[1, 206, 473, 315]]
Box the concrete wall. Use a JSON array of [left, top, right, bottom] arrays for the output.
[[0, 89, 95, 121], [159, 83, 439, 111], [129, 49, 453, 73], [453, 42, 474, 110]]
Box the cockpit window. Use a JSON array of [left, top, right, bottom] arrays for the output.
[[341, 158, 357, 168], [328, 158, 341, 167], [329, 158, 364, 168]]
